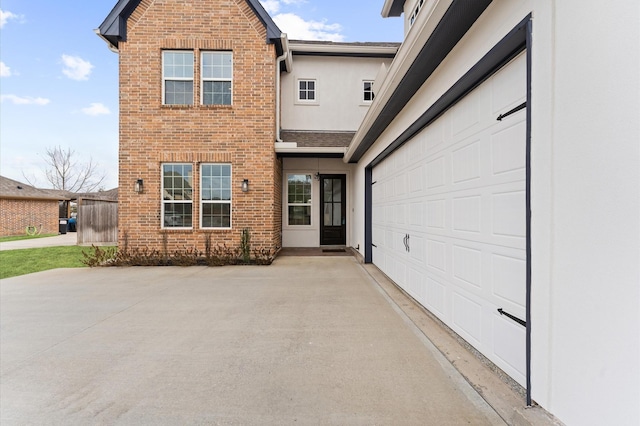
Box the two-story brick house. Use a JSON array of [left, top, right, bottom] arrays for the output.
[[97, 0, 396, 252]]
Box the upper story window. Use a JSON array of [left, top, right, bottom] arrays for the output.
[[162, 163, 193, 228], [201, 52, 233, 105], [298, 79, 316, 102], [363, 81, 375, 103], [409, 0, 425, 27], [201, 164, 232, 229], [163, 51, 194, 105]]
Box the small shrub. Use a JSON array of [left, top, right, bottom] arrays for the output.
[[241, 228, 251, 264], [82, 242, 275, 268]]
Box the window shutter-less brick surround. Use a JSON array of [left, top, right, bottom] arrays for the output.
[[118, 0, 282, 252]]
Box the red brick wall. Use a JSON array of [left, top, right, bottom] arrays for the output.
[[0, 199, 59, 237], [117, 0, 282, 253]]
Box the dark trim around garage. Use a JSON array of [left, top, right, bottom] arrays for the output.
[[525, 17, 533, 408]]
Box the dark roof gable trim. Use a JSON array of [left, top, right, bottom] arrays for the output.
[[367, 15, 530, 169], [386, 0, 405, 17], [98, 0, 283, 52], [349, 0, 493, 162]]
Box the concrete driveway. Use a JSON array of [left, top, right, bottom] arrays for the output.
[[1, 257, 505, 425]]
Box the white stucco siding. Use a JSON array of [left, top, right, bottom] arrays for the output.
[[281, 56, 393, 132], [530, 1, 640, 424]]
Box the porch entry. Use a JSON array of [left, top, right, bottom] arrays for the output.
[[320, 174, 346, 245]]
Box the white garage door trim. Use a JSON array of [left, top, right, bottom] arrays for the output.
[[363, 16, 532, 404]]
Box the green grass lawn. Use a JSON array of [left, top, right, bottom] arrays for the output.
[[0, 246, 94, 279], [0, 234, 58, 243]]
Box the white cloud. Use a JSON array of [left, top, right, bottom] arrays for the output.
[[273, 13, 344, 41], [61, 54, 94, 81], [260, 0, 281, 14], [0, 9, 20, 29], [260, 0, 306, 14], [1, 94, 51, 105], [0, 61, 11, 77], [82, 103, 111, 116]]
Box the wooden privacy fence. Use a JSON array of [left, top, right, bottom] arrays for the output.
[[77, 198, 118, 245]]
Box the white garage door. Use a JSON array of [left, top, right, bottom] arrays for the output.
[[372, 53, 527, 386]]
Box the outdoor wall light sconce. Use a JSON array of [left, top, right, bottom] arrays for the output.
[[241, 179, 249, 193], [135, 179, 144, 194]]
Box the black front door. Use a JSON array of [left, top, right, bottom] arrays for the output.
[[320, 174, 346, 245]]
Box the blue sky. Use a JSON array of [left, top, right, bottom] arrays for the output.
[[0, 0, 403, 190]]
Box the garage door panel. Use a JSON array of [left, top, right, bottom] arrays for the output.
[[452, 291, 483, 346], [426, 155, 446, 189], [492, 190, 526, 238], [491, 118, 526, 175], [426, 276, 447, 317], [452, 244, 483, 289], [491, 55, 526, 114], [492, 314, 526, 383], [492, 252, 526, 312], [452, 139, 482, 184], [372, 52, 527, 387], [451, 84, 485, 137], [426, 238, 447, 273]]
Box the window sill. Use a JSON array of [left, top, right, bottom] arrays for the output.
[[294, 101, 320, 106], [160, 104, 233, 110]]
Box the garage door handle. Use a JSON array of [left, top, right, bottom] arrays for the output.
[[497, 101, 527, 121], [403, 234, 410, 253], [497, 308, 526, 327]]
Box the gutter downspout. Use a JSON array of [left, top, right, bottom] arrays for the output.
[[275, 35, 289, 143]]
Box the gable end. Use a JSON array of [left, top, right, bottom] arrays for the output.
[[97, 0, 283, 53]]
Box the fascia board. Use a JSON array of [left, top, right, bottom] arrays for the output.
[[289, 43, 398, 57], [382, 0, 406, 17], [275, 146, 347, 155]]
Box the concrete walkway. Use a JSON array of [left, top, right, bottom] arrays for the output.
[[1, 257, 506, 425], [0, 233, 78, 251]]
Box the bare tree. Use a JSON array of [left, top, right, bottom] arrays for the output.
[[25, 146, 107, 192]]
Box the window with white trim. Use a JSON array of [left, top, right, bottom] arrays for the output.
[[162, 163, 193, 228], [201, 164, 232, 228], [163, 51, 194, 105], [287, 174, 312, 226], [298, 80, 316, 102], [201, 52, 233, 105], [363, 81, 374, 102]]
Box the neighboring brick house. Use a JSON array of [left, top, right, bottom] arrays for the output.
[[0, 176, 68, 237], [97, 0, 397, 252]]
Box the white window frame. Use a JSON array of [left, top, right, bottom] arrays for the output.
[[287, 174, 313, 226], [363, 80, 375, 103], [297, 79, 317, 103], [201, 51, 233, 106], [162, 51, 194, 105], [161, 163, 193, 229], [409, 0, 425, 27], [200, 163, 232, 229]]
